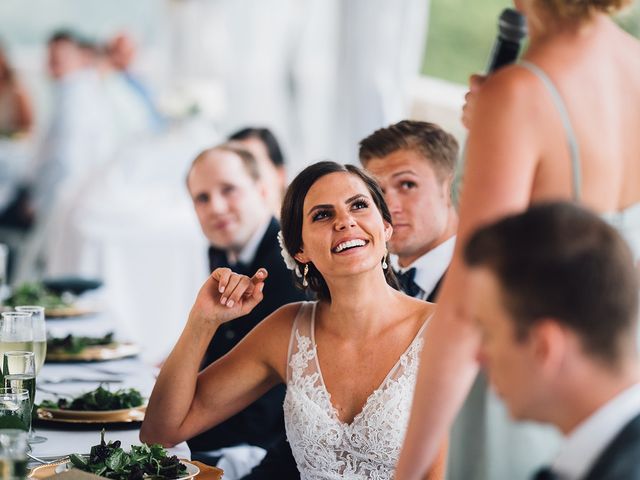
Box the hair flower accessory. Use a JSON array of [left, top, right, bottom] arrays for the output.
[[278, 230, 302, 277]]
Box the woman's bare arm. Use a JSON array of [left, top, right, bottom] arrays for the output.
[[395, 67, 543, 479], [140, 267, 295, 446]]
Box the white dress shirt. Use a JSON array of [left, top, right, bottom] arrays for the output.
[[235, 217, 272, 267], [391, 235, 455, 301], [552, 382, 640, 480]]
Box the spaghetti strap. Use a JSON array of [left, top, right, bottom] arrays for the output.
[[519, 60, 582, 201]]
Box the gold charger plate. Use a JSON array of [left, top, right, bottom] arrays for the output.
[[46, 342, 141, 362], [29, 460, 69, 480], [30, 459, 200, 479], [36, 405, 146, 423], [45, 307, 95, 319]]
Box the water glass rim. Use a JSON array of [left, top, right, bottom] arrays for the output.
[[0, 312, 32, 319], [14, 306, 45, 313], [3, 351, 34, 359], [0, 388, 29, 399]]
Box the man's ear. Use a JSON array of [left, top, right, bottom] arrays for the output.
[[256, 180, 269, 201], [530, 318, 568, 374]]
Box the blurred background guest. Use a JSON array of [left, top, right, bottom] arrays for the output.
[[29, 29, 115, 218], [106, 31, 166, 132], [0, 41, 33, 138], [227, 127, 287, 218]]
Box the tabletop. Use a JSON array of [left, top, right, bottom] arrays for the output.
[[29, 313, 190, 459]]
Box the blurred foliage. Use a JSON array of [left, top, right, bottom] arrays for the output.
[[422, 0, 640, 85], [617, 0, 640, 37]]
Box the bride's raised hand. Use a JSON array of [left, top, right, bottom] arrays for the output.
[[191, 267, 268, 326]]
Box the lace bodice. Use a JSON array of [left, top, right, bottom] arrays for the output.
[[283, 302, 430, 480]]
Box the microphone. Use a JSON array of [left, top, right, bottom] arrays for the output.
[[486, 8, 527, 73]]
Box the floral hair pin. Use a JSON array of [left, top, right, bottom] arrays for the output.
[[277, 230, 302, 278]]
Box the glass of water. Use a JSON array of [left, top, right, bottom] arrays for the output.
[[3, 352, 44, 444], [14, 307, 46, 374], [0, 429, 28, 480], [0, 388, 30, 432], [0, 313, 34, 375]]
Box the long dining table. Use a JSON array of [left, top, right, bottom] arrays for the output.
[[28, 311, 190, 460]]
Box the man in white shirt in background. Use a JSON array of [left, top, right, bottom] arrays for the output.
[[359, 119, 459, 302], [464, 202, 640, 480]]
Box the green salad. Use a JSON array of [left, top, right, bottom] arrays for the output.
[[69, 430, 187, 480], [4, 282, 70, 309], [48, 332, 115, 354], [40, 386, 144, 411]]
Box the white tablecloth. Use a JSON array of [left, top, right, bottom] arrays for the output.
[[30, 314, 190, 458]]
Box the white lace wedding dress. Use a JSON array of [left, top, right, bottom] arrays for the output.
[[283, 301, 430, 479]]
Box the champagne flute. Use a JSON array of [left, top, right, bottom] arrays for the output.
[[14, 307, 46, 374], [3, 352, 44, 444]]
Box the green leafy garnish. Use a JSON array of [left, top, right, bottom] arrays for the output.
[[39, 386, 143, 411], [70, 430, 187, 480], [48, 332, 115, 354], [4, 282, 70, 309]]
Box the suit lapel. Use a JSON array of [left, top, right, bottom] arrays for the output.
[[248, 217, 279, 273], [582, 412, 640, 480], [208, 246, 230, 272], [426, 273, 445, 303]]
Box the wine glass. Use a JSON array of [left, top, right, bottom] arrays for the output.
[[14, 307, 46, 374], [3, 351, 45, 444]]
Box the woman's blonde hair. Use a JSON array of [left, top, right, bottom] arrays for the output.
[[537, 0, 632, 22]]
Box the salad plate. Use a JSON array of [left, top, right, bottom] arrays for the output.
[[46, 342, 140, 362], [29, 459, 199, 480], [37, 387, 146, 424], [36, 405, 146, 423]]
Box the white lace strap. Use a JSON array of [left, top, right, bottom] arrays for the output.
[[286, 301, 316, 382]]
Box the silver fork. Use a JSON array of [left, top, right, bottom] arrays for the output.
[[27, 452, 70, 464], [39, 376, 123, 384]]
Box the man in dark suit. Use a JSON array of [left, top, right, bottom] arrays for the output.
[[359, 120, 459, 301], [186, 144, 305, 478], [464, 202, 640, 480]]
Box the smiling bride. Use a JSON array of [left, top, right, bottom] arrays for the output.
[[140, 161, 446, 479]]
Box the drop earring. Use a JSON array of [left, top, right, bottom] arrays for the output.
[[382, 252, 388, 270], [302, 263, 309, 287]]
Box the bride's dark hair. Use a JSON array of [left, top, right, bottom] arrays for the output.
[[280, 161, 398, 301]]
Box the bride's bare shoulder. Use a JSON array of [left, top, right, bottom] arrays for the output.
[[252, 301, 310, 338]]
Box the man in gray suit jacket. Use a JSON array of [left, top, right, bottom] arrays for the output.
[[463, 202, 640, 480]]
